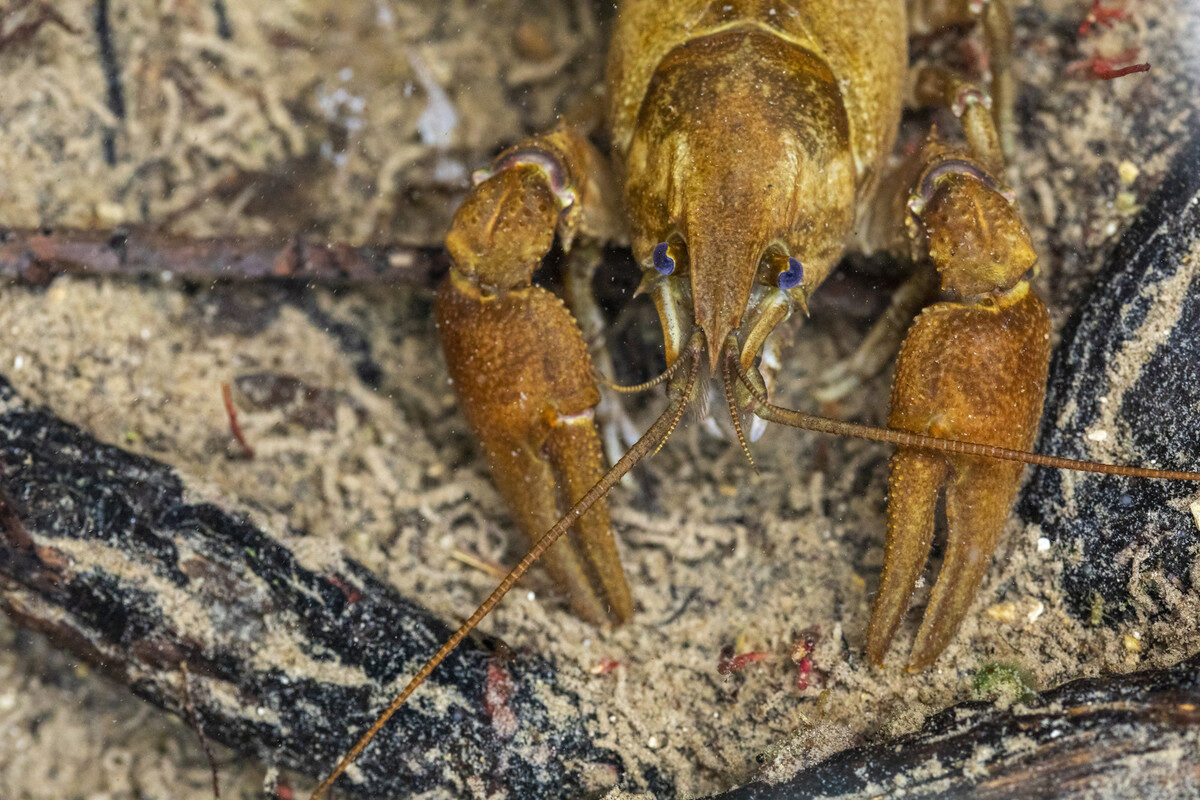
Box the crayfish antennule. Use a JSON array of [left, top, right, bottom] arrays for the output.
[[721, 350, 758, 473]]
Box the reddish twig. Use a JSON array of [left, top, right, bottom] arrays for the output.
[[717, 647, 770, 676], [1067, 47, 1150, 80], [221, 382, 255, 459], [0, 227, 443, 288]]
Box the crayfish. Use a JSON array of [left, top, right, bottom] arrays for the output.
[[311, 1, 1200, 794]]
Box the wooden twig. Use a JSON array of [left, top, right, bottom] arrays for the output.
[[220, 381, 255, 459], [0, 227, 444, 287]]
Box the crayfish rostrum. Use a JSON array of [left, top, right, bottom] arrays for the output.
[[311, 1, 1200, 794]]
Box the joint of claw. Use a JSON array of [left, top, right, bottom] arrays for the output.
[[910, 157, 1005, 216], [491, 146, 577, 209], [951, 85, 991, 117]]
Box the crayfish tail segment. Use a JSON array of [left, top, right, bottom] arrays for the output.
[[436, 152, 634, 627]]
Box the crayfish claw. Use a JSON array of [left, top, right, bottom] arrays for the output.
[[906, 457, 1022, 670], [866, 450, 944, 667], [868, 279, 1049, 668], [436, 146, 634, 628]]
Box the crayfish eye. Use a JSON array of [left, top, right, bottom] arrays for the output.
[[651, 239, 688, 276], [777, 257, 804, 290], [759, 246, 804, 291]]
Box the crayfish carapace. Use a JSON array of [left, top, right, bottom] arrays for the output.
[[311, 1, 1200, 794]]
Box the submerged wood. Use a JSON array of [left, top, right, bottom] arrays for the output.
[[0, 226, 444, 287], [705, 652, 1200, 799], [0, 375, 623, 799]]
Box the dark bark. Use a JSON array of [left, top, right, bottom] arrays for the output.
[[0, 376, 621, 799], [705, 655, 1200, 800], [1019, 128, 1200, 622]]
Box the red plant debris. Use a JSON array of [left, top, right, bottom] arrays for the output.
[[717, 645, 769, 676], [590, 658, 622, 675], [220, 381, 255, 459], [1072, 2, 1149, 80], [1078, 0, 1132, 36], [791, 627, 821, 691], [1067, 47, 1150, 80], [483, 661, 518, 738], [326, 574, 362, 604]]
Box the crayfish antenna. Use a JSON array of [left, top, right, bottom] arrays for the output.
[[730, 355, 1200, 482], [602, 349, 688, 394], [308, 338, 703, 800]]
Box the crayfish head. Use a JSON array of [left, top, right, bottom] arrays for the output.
[[623, 27, 857, 371]]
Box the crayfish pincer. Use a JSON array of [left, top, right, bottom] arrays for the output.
[[310, 2, 1200, 795]]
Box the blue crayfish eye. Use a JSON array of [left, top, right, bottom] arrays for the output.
[[777, 257, 803, 290], [652, 241, 675, 275]]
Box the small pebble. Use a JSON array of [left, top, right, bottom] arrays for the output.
[[1118, 160, 1139, 185], [513, 21, 556, 61], [985, 601, 1018, 623]]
